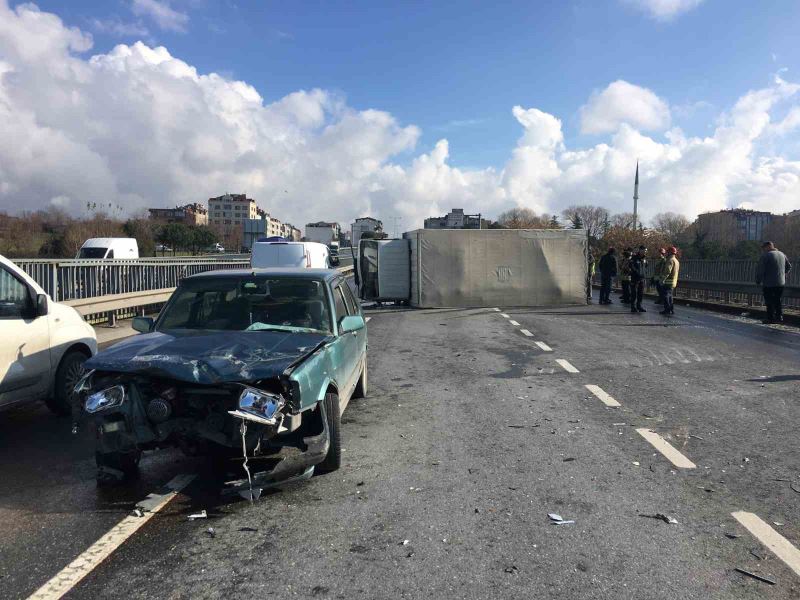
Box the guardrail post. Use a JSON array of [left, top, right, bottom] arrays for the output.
[[108, 311, 117, 327]]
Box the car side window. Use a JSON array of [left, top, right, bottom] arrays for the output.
[[341, 283, 359, 315], [332, 285, 348, 324], [0, 267, 30, 320]]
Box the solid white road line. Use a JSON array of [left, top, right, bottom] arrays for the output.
[[520, 329, 534, 337], [732, 511, 800, 578], [509, 320, 520, 326], [500, 313, 510, 319], [555, 359, 579, 373], [535, 341, 553, 352], [28, 474, 195, 600], [584, 384, 621, 407], [635, 428, 697, 469]]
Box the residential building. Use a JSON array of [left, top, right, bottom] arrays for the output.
[[281, 223, 302, 241], [424, 208, 483, 230], [694, 209, 773, 243], [208, 194, 259, 226], [305, 221, 341, 245], [148, 203, 208, 226], [268, 216, 282, 238], [351, 217, 383, 246]]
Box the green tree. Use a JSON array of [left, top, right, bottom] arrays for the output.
[[188, 226, 217, 255], [123, 219, 156, 256], [156, 223, 190, 255], [549, 215, 561, 229], [729, 240, 762, 260]]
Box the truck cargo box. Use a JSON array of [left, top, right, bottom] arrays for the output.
[[403, 229, 587, 308], [358, 238, 410, 302]]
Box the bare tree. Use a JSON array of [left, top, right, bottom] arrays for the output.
[[561, 205, 610, 240], [651, 212, 691, 241], [497, 207, 550, 229], [610, 212, 636, 229]]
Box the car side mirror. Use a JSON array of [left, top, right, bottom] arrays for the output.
[[132, 316, 154, 333], [35, 293, 48, 317], [339, 315, 365, 334], [330, 256, 340, 266]]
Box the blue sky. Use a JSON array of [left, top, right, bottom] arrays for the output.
[[35, 0, 800, 168], [2, 0, 800, 226]]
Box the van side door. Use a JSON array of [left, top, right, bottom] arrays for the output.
[[0, 266, 51, 408]]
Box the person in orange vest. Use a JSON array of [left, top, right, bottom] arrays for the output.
[[659, 246, 680, 315]]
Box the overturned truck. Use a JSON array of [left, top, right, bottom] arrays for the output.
[[358, 228, 589, 308]]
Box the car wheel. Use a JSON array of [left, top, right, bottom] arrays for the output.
[[352, 357, 368, 399], [46, 350, 88, 416], [317, 392, 341, 473], [96, 450, 141, 485]]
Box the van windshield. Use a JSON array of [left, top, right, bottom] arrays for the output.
[[78, 247, 108, 259], [157, 276, 332, 334]]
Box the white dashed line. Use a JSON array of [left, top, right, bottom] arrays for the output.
[[500, 313, 510, 319], [732, 511, 800, 578], [555, 359, 579, 373], [28, 474, 195, 600], [584, 384, 621, 407], [535, 341, 553, 352], [520, 329, 534, 337], [635, 428, 697, 469], [509, 320, 520, 326]]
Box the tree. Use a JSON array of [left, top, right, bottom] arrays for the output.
[[610, 212, 636, 229], [123, 218, 157, 256], [156, 223, 190, 255], [549, 215, 561, 229], [600, 225, 671, 256], [562, 205, 610, 240], [497, 207, 549, 229], [729, 240, 762, 261], [651, 212, 691, 241], [571, 215, 584, 230], [187, 226, 217, 255]]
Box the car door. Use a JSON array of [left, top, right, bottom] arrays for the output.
[[327, 281, 359, 406], [0, 265, 51, 408], [341, 281, 367, 369]]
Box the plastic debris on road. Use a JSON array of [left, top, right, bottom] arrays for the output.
[[734, 567, 775, 585], [187, 510, 208, 520], [548, 513, 575, 525], [639, 513, 678, 524], [206, 527, 216, 538]]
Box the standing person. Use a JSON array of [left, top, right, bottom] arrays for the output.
[[755, 241, 792, 323], [629, 245, 648, 313], [659, 246, 680, 315], [598, 248, 618, 304], [651, 248, 667, 306], [619, 248, 633, 304]]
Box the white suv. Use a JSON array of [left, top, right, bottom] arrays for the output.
[[0, 255, 97, 415]]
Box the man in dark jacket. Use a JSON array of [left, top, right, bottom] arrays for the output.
[[619, 247, 633, 303], [629, 245, 648, 313], [598, 248, 618, 304], [755, 241, 792, 323]]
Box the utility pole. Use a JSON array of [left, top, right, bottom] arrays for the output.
[[633, 160, 639, 230]]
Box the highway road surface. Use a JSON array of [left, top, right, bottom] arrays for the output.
[[1, 293, 799, 599]]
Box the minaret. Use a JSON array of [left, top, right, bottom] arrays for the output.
[[633, 160, 639, 230]]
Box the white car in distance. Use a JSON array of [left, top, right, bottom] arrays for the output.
[[0, 254, 97, 415]]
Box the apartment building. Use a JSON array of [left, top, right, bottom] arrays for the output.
[[208, 194, 259, 226]]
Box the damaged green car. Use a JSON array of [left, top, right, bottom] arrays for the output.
[[75, 268, 368, 494]]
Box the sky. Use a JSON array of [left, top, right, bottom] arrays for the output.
[[1, 0, 800, 229]]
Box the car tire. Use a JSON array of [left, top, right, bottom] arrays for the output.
[[352, 358, 367, 400], [46, 350, 88, 416], [317, 392, 341, 473], [96, 450, 141, 485]]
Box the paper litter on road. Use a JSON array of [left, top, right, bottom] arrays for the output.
[[187, 510, 208, 520]]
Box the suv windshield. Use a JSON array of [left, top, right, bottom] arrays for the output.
[[157, 276, 332, 334]]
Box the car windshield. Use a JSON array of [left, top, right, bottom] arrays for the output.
[[78, 247, 107, 259], [157, 276, 332, 334]]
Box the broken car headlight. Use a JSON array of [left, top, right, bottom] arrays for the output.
[[228, 387, 285, 426], [85, 385, 126, 413]]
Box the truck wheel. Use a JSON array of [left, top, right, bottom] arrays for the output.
[[96, 450, 141, 485], [46, 350, 88, 416], [352, 358, 368, 399], [317, 392, 341, 473]]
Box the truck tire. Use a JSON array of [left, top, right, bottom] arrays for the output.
[[46, 350, 88, 416], [317, 392, 341, 473], [352, 358, 368, 400]]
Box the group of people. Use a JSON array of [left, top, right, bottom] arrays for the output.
[[596, 245, 680, 315]]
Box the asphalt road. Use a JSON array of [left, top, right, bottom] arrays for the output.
[[1, 292, 799, 599]]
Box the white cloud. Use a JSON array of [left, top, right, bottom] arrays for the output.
[[0, 0, 799, 232], [580, 80, 671, 135], [91, 17, 150, 38], [622, 0, 705, 21], [131, 0, 188, 33]]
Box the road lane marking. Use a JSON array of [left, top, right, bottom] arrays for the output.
[[635, 428, 697, 469], [535, 341, 553, 352], [500, 313, 510, 318], [365, 317, 371, 322], [28, 474, 195, 600], [509, 320, 520, 326], [556, 359, 579, 373], [732, 511, 800, 578], [520, 329, 534, 337], [584, 384, 621, 407]]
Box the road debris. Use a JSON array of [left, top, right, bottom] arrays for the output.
[[400, 539, 410, 546], [504, 565, 518, 574], [548, 513, 575, 525], [749, 549, 765, 561], [238, 527, 258, 532], [734, 567, 775, 585], [206, 527, 216, 538], [632, 461, 640, 466], [187, 510, 208, 520], [724, 533, 741, 539], [689, 434, 704, 440], [563, 457, 576, 462], [791, 483, 800, 494], [639, 513, 678, 524], [132, 507, 145, 518]]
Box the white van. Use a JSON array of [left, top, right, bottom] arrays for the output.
[[0, 254, 97, 415], [251, 241, 332, 269], [77, 238, 139, 259]]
